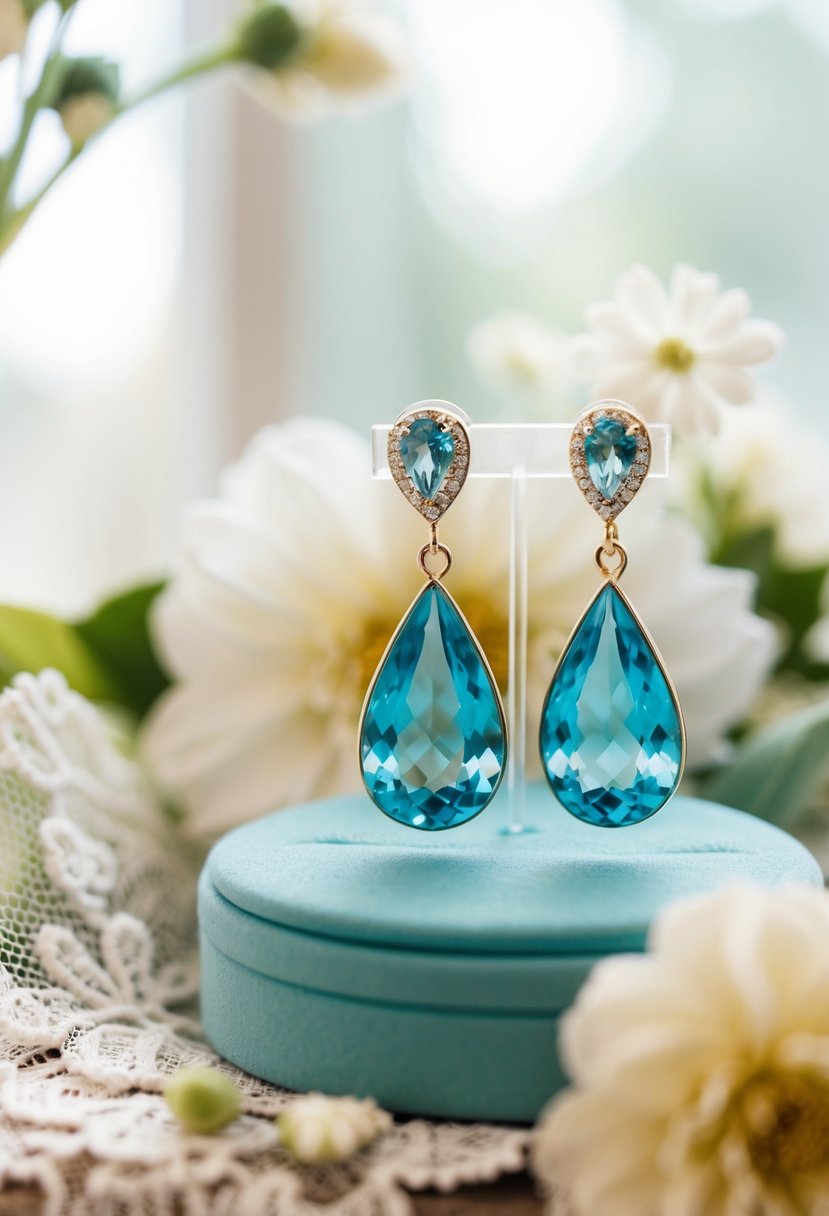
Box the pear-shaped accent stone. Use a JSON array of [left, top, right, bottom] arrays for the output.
[[570, 403, 651, 522], [540, 583, 683, 827], [399, 419, 455, 501], [584, 418, 638, 500], [361, 583, 506, 830]]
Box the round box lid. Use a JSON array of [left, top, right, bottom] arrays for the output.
[[203, 785, 821, 957]]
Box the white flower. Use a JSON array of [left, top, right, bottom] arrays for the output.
[[687, 396, 829, 568], [467, 311, 570, 416], [570, 264, 783, 437], [243, 0, 411, 122], [58, 94, 116, 148], [533, 884, 829, 1216], [142, 417, 775, 841], [277, 1094, 391, 1164], [0, 0, 27, 62]]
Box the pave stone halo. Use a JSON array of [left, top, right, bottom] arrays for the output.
[[387, 406, 470, 523], [569, 400, 652, 523]]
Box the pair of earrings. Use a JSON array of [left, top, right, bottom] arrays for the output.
[[358, 401, 685, 831]]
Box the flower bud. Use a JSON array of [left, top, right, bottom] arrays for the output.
[[235, 3, 304, 70], [164, 1066, 241, 1134], [0, 0, 29, 62], [48, 56, 119, 148], [277, 1094, 391, 1164]]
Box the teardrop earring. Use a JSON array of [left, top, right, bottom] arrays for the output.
[[539, 401, 685, 827], [359, 404, 508, 830]]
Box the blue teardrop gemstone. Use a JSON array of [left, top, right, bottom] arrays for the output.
[[540, 584, 683, 827], [399, 420, 455, 500], [361, 583, 506, 830], [584, 418, 638, 499]]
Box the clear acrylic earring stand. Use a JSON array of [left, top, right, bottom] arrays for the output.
[[371, 408, 671, 833]]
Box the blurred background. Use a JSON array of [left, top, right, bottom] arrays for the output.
[[1, 0, 827, 612]]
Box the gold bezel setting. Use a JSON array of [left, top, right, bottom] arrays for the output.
[[387, 408, 470, 523], [569, 400, 652, 522]]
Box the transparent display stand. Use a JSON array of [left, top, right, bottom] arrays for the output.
[[372, 403, 671, 832]]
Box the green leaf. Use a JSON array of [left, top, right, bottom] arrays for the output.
[[75, 582, 169, 719], [0, 605, 117, 701], [699, 696, 829, 828]]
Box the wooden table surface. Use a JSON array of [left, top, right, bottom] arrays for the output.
[[0, 1172, 544, 1215]]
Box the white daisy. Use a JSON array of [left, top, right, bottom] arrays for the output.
[[533, 884, 829, 1216], [142, 417, 775, 841], [570, 263, 783, 437], [467, 311, 571, 416]]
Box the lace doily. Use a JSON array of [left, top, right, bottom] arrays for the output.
[[0, 671, 546, 1215]]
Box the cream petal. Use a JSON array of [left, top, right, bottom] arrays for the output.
[[150, 586, 247, 681], [696, 287, 750, 342], [176, 544, 308, 653], [663, 374, 723, 437], [668, 264, 721, 340], [614, 264, 672, 343], [572, 1021, 728, 1111], [176, 711, 336, 839], [699, 320, 783, 366], [535, 1090, 663, 1200], [589, 361, 659, 410], [142, 658, 308, 789], [305, 10, 410, 102], [583, 302, 653, 352], [662, 1161, 729, 1216], [568, 333, 607, 378], [650, 889, 778, 1040], [698, 364, 757, 406]]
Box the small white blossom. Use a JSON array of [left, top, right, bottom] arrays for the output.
[[693, 396, 829, 568], [0, 0, 27, 62], [277, 1094, 391, 1164], [570, 263, 783, 437], [533, 884, 829, 1216], [245, 0, 411, 122], [467, 311, 570, 415]]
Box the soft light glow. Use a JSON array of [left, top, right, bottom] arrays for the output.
[[0, 0, 182, 390], [408, 0, 668, 214]]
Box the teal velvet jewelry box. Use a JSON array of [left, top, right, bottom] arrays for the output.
[[199, 785, 822, 1123]]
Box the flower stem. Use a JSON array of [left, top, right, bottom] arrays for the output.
[[0, 34, 238, 250], [120, 42, 239, 113], [0, 8, 75, 230]]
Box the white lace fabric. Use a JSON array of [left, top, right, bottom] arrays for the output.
[[0, 671, 537, 1215]]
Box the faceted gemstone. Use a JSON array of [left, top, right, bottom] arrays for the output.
[[399, 419, 455, 500], [540, 584, 683, 827], [361, 583, 506, 830], [584, 418, 638, 500]]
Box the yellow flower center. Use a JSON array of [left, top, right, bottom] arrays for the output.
[[653, 336, 696, 374], [743, 1071, 829, 1175], [503, 351, 543, 385]]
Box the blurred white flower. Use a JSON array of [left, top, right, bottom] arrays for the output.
[[242, 0, 411, 122], [277, 1094, 391, 1164], [143, 417, 774, 840], [570, 264, 783, 437], [0, 0, 27, 61], [58, 94, 116, 148], [467, 311, 570, 415], [533, 884, 829, 1216], [692, 397, 829, 568]]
